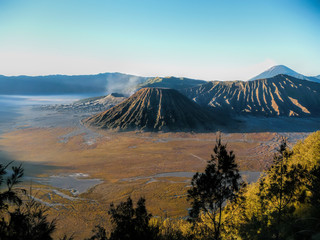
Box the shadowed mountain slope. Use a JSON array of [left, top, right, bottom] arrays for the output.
[[83, 87, 218, 131], [182, 75, 320, 117]]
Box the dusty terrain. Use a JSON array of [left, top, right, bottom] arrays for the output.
[[0, 125, 310, 238], [0, 95, 316, 238]]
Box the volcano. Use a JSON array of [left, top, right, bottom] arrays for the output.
[[83, 87, 217, 131]]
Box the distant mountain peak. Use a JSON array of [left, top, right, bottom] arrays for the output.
[[269, 65, 290, 70], [249, 65, 308, 81]]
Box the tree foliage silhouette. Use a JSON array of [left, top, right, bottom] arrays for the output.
[[187, 135, 243, 240], [86, 225, 107, 240], [0, 162, 24, 210], [0, 162, 56, 240], [108, 197, 159, 240]]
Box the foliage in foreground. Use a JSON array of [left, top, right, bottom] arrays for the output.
[[0, 162, 56, 240], [187, 135, 244, 240], [223, 132, 320, 240], [1, 131, 320, 239]]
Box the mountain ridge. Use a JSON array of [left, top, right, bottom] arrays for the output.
[[83, 87, 219, 131], [182, 75, 320, 117], [0, 72, 148, 95]]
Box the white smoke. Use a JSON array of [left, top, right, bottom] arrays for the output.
[[105, 75, 146, 97]]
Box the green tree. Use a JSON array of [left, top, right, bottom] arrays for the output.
[[307, 166, 320, 212], [261, 138, 306, 240], [293, 165, 320, 239], [239, 138, 307, 240], [187, 135, 243, 240], [238, 179, 276, 240]]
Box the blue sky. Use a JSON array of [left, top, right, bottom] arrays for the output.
[[0, 0, 319, 80]]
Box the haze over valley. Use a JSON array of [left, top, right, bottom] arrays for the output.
[[1, 63, 320, 239], [1, 1, 320, 239]]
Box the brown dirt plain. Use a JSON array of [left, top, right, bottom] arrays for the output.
[[0, 127, 309, 238]]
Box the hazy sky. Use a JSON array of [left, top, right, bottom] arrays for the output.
[[0, 0, 319, 80]]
